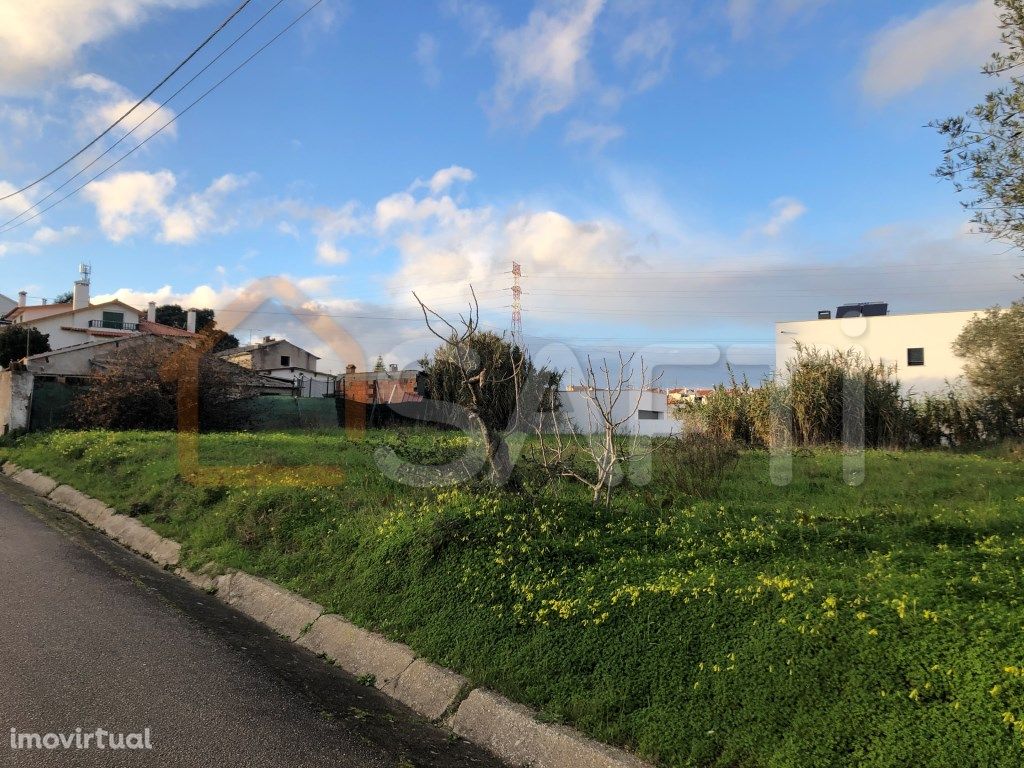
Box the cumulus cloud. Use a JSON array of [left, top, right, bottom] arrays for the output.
[[425, 165, 476, 194], [860, 0, 1000, 103], [83, 169, 249, 243], [71, 73, 178, 140], [0, 0, 212, 94], [759, 196, 807, 237]]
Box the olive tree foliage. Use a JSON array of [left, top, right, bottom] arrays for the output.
[[0, 325, 49, 368], [953, 300, 1024, 427], [933, 0, 1024, 262], [414, 288, 559, 485]]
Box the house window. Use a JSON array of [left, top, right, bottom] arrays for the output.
[[101, 310, 124, 329], [907, 348, 925, 366], [280, 355, 291, 367], [637, 409, 662, 420]]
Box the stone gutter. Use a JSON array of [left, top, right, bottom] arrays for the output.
[[1, 461, 652, 768]]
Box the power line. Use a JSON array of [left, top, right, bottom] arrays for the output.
[[0, 0, 291, 232], [0, 0, 255, 203], [0, 0, 325, 237]]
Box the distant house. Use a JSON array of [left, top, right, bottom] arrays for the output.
[[217, 336, 336, 397], [340, 364, 425, 405], [667, 387, 714, 406], [3, 272, 195, 351]]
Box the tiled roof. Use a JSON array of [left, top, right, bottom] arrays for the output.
[[138, 320, 195, 337]]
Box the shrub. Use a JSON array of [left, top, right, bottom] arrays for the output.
[[654, 433, 740, 499]]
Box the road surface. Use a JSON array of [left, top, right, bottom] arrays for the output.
[[0, 477, 504, 767]]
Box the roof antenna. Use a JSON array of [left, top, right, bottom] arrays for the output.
[[78, 262, 92, 285]]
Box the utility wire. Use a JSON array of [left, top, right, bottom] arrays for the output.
[[0, 0, 255, 203], [0, 0, 291, 232], [0, 0, 324, 237]]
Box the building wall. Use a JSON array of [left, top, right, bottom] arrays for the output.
[[558, 389, 677, 435], [0, 370, 34, 434], [775, 310, 983, 395], [252, 341, 318, 374], [28, 305, 144, 351]]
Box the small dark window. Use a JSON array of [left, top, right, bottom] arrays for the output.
[[280, 355, 291, 367], [637, 409, 662, 420], [907, 348, 924, 366]]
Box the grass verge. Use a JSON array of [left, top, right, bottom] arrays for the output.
[[2, 429, 1023, 767]]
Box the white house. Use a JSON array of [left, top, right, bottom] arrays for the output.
[[776, 304, 987, 395], [557, 387, 677, 436], [217, 337, 336, 397], [0, 293, 15, 317], [3, 272, 194, 353]]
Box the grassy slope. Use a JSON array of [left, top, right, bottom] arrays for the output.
[[3, 430, 1024, 767]]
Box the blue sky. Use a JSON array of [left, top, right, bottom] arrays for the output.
[[0, 0, 1021, 378]]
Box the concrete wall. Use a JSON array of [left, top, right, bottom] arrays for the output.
[[0, 369, 34, 434], [558, 389, 677, 436], [775, 309, 984, 395]]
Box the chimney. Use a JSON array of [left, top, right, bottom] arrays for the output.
[[186, 308, 197, 333], [17, 291, 26, 307], [389, 363, 398, 372], [147, 301, 156, 323], [72, 280, 89, 311], [345, 364, 357, 375], [263, 335, 272, 344]]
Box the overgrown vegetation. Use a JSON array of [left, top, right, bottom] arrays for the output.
[[0, 324, 50, 368], [71, 334, 257, 430], [681, 343, 1023, 449], [3, 429, 1023, 767]]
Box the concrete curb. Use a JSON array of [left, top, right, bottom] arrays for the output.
[[217, 571, 324, 642], [450, 689, 650, 768], [0, 462, 653, 768], [11, 468, 59, 496]]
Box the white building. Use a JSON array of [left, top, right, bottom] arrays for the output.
[[557, 387, 677, 435], [217, 337, 336, 397], [3, 270, 195, 352], [776, 305, 987, 395], [0, 293, 15, 317]]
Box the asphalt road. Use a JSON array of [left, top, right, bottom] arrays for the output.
[[0, 478, 505, 767]]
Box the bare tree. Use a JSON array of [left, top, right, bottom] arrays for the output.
[[534, 352, 665, 507], [413, 287, 536, 484]]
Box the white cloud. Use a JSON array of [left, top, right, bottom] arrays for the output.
[[415, 32, 442, 88], [31, 225, 80, 245], [564, 119, 624, 150], [0, 180, 35, 220], [426, 165, 476, 194], [726, 0, 828, 39], [760, 196, 807, 237], [316, 241, 349, 264], [488, 0, 605, 127], [83, 169, 249, 243], [0, 0, 212, 94], [615, 17, 674, 92], [71, 73, 178, 140], [860, 0, 1000, 103]]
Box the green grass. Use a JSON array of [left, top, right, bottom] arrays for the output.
[[3, 429, 1024, 767]]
